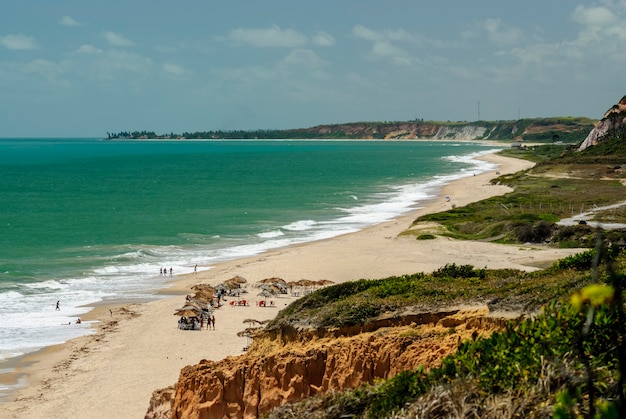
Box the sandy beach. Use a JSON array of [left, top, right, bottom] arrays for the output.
[[1, 152, 585, 419]]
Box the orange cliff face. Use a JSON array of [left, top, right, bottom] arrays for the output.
[[145, 308, 505, 419]]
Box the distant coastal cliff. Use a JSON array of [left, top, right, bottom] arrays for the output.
[[107, 117, 594, 143], [578, 94, 626, 151]]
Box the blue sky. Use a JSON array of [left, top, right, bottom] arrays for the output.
[[1, 1, 625, 137]]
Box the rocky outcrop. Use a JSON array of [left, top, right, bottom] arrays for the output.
[[145, 308, 506, 419], [578, 94, 626, 151]]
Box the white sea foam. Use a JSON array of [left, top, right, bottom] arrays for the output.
[[257, 230, 285, 239], [282, 220, 317, 231]]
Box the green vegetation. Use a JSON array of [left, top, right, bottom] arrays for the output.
[[269, 252, 620, 330], [265, 246, 626, 418], [413, 139, 626, 245]]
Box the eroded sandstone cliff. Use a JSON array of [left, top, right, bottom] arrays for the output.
[[146, 307, 506, 419], [578, 94, 626, 151]]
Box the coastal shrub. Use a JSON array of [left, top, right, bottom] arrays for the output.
[[432, 263, 485, 279], [554, 249, 596, 271], [278, 278, 377, 317], [514, 220, 553, 243], [372, 276, 419, 298], [367, 368, 431, 419], [416, 233, 436, 240], [554, 246, 622, 272], [320, 296, 383, 327], [365, 298, 624, 418]]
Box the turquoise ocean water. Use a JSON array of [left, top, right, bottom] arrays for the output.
[[0, 138, 499, 395]]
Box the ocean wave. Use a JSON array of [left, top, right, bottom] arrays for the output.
[[257, 230, 285, 239], [282, 220, 317, 231]]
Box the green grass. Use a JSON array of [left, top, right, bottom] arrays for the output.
[[268, 251, 625, 330], [412, 141, 626, 245]]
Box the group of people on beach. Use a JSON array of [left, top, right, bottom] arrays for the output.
[[159, 267, 173, 276], [178, 313, 215, 331]]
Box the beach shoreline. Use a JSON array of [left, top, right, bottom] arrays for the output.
[[1, 152, 585, 419]]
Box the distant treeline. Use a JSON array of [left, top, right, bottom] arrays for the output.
[[106, 129, 340, 140], [106, 116, 596, 142]]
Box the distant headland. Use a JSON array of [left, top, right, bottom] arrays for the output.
[[107, 117, 595, 143]]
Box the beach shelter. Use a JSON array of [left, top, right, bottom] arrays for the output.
[[214, 284, 229, 293], [257, 277, 287, 286], [224, 275, 247, 289], [174, 308, 200, 317], [237, 329, 255, 349], [315, 279, 335, 286], [257, 289, 274, 304], [191, 283, 214, 292]]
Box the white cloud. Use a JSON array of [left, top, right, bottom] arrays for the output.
[[352, 25, 415, 43], [508, 42, 560, 65], [482, 18, 523, 45], [163, 62, 189, 78], [80, 50, 153, 81], [104, 50, 152, 73], [352, 25, 382, 42], [226, 25, 308, 48], [463, 18, 523, 46], [213, 65, 278, 84], [572, 4, 618, 27], [312, 31, 335, 47], [352, 26, 414, 66], [278, 49, 330, 79], [280, 49, 326, 68], [0, 34, 37, 50], [60, 16, 80, 27], [77, 44, 103, 54], [103, 31, 134, 47], [571, 4, 626, 45], [22, 58, 60, 75]]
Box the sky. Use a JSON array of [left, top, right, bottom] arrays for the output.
[[1, 1, 625, 137]]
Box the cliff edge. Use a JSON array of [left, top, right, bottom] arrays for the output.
[[145, 308, 505, 419], [578, 94, 626, 151]]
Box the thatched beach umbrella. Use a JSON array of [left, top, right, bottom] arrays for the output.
[[257, 277, 287, 285], [257, 289, 274, 304], [237, 329, 255, 349], [293, 279, 315, 290], [191, 283, 214, 292], [258, 284, 283, 294], [174, 308, 200, 317], [316, 279, 335, 286], [242, 318, 263, 328], [224, 275, 247, 289]]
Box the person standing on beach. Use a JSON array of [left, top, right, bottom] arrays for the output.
[[55, 300, 60, 310], [211, 315, 215, 330], [194, 264, 197, 274]]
